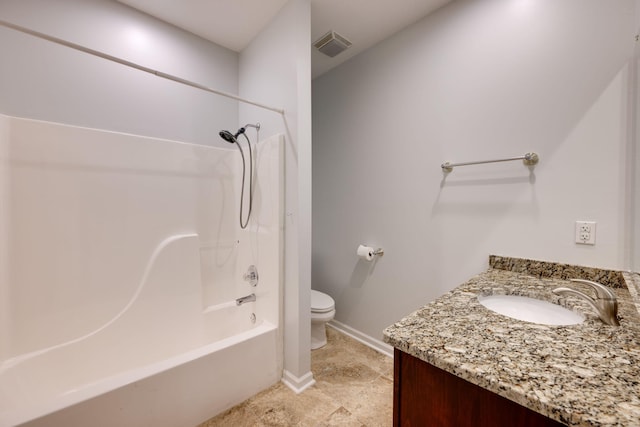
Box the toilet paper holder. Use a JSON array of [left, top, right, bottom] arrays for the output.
[[357, 244, 384, 261], [371, 248, 384, 257]]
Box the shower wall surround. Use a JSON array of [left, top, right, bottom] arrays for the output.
[[5, 116, 243, 357], [312, 0, 637, 343], [0, 114, 284, 426]]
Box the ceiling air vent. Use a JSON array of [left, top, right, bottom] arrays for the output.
[[313, 31, 352, 58]]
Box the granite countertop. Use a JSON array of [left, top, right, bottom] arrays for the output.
[[383, 256, 640, 427]]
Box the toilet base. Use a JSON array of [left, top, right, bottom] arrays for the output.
[[311, 321, 329, 350]]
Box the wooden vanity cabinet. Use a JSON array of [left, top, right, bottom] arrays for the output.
[[393, 349, 566, 427]]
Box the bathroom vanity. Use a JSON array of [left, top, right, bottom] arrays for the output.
[[393, 350, 563, 426], [383, 256, 640, 427]]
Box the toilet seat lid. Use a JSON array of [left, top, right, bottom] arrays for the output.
[[311, 290, 335, 313]]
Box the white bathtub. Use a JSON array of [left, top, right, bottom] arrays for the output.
[[2, 314, 278, 427], [0, 232, 281, 427], [0, 118, 284, 427]]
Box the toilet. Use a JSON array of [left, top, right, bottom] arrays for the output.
[[310, 290, 335, 350]]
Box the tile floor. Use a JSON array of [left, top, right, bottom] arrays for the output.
[[198, 327, 394, 426]]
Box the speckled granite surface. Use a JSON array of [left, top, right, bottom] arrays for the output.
[[490, 255, 627, 289], [383, 259, 640, 427]]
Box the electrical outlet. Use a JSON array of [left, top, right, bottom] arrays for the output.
[[575, 221, 596, 245]]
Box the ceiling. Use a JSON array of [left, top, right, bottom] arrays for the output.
[[117, 0, 451, 79]]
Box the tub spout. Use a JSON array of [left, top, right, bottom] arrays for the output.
[[553, 279, 619, 326], [236, 293, 256, 306]]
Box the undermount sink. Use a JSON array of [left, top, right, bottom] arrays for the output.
[[477, 294, 584, 326]]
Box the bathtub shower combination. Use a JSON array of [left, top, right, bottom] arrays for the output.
[[0, 115, 284, 427]]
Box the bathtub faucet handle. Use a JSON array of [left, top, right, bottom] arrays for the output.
[[244, 265, 259, 287]]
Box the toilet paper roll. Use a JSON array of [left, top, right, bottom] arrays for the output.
[[357, 245, 374, 261]]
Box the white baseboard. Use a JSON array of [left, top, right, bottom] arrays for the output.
[[281, 370, 316, 394], [328, 320, 394, 358]]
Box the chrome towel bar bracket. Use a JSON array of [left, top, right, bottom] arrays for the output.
[[441, 152, 539, 173]]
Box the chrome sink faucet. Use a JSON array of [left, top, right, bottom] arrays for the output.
[[552, 279, 620, 326]]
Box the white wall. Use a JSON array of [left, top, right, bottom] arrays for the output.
[[239, 0, 314, 390], [312, 0, 637, 341], [0, 0, 238, 147], [0, 114, 9, 361]]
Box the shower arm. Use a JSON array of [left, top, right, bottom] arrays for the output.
[[234, 123, 260, 139]]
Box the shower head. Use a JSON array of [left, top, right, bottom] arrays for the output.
[[219, 123, 260, 143], [219, 123, 259, 230], [219, 130, 236, 144]]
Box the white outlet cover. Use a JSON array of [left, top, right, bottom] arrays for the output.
[[575, 221, 596, 245]]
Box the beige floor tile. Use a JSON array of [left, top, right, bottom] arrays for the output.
[[315, 406, 365, 427], [341, 376, 393, 427], [322, 327, 393, 379], [197, 329, 394, 427], [198, 400, 262, 427], [377, 356, 394, 381], [313, 357, 381, 385], [249, 383, 341, 427]]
